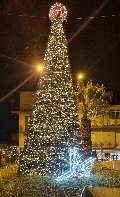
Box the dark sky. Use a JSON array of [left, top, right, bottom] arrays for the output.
[[0, 0, 120, 142]]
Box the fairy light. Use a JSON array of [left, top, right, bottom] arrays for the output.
[[0, 146, 19, 167], [0, 3, 120, 193], [18, 3, 82, 175]]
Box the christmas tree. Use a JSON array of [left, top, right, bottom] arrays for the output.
[[18, 2, 81, 176]]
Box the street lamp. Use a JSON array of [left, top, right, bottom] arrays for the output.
[[36, 64, 44, 73], [35, 62, 45, 75], [77, 73, 84, 80]]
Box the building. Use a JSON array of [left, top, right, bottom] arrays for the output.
[[78, 105, 120, 149], [12, 92, 120, 158], [12, 92, 34, 147]]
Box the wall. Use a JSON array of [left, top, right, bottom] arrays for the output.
[[20, 92, 34, 111], [91, 131, 116, 148], [116, 133, 120, 147], [87, 187, 120, 197], [19, 92, 34, 147], [112, 160, 120, 170]]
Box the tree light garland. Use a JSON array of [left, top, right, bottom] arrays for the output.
[[18, 3, 82, 176]]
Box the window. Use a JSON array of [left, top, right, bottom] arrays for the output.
[[109, 110, 120, 119]]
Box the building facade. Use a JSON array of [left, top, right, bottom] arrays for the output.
[[13, 92, 120, 153]]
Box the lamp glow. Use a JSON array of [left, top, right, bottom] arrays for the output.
[[36, 65, 44, 72], [78, 73, 84, 80]]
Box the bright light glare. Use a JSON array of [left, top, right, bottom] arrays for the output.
[[37, 65, 44, 72], [78, 73, 84, 80]]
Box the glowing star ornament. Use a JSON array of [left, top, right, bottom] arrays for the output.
[[56, 147, 96, 182], [49, 2, 67, 21]]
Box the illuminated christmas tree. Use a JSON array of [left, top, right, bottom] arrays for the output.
[[18, 3, 81, 175]]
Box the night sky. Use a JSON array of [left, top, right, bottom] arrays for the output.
[[0, 0, 120, 143]]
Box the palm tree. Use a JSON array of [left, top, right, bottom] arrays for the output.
[[76, 79, 112, 156]]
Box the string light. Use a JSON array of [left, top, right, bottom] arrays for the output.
[[0, 2, 120, 195], [0, 145, 19, 167], [2, 13, 119, 20], [18, 2, 82, 175], [1, 158, 120, 196]]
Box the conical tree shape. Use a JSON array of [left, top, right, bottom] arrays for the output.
[[18, 3, 81, 176]]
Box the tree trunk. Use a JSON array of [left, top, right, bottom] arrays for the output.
[[81, 116, 92, 156]]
